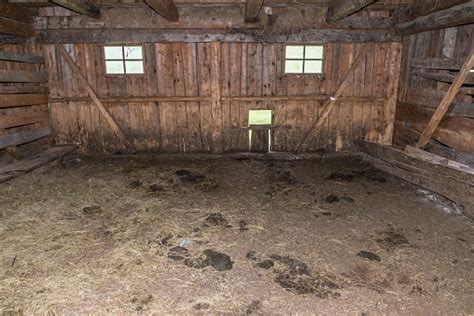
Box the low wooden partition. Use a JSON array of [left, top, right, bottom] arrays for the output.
[[0, 45, 75, 182], [357, 140, 474, 218], [0, 45, 50, 157]]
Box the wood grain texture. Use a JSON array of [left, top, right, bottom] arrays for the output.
[[396, 24, 474, 161], [358, 140, 474, 216], [43, 42, 399, 153], [56, 45, 130, 148], [415, 52, 474, 149]]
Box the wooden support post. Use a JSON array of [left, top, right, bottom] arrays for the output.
[[56, 45, 130, 148], [209, 42, 223, 153], [0, 69, 47, 83], [326, 0, 376, 23], [144, 0, 179, 22], [396, 2, 474, 36], [415, 52, 474, 150], [49, 0, 100, 18], [245, 0, 264, 22], [294, 45, 371, 152], [0, 51, 44, 64], [381, 42, 402, 145]]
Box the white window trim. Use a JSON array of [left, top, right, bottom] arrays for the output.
[[284, 44, 324, 75], [104, 45, 145, 75]]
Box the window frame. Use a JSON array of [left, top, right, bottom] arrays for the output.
[[284, 44, 325, 76], [103, 45, 145, 76]]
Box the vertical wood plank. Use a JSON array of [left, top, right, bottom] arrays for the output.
[[209, 42, 223, 153], [381, 42, 402, 145]]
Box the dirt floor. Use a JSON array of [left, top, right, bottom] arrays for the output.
[[0, 152, 473, 315]]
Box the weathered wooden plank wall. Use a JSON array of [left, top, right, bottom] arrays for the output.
[[0, 45, 49, 141], [44, 41, 400, 153], [396, 24, 474, 163]]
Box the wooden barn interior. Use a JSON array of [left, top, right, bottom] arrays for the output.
[[0, 0, 473, 313]]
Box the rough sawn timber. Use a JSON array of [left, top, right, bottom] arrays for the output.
[[357, 140, 474, 217]]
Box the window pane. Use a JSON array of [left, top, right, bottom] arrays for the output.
[[125, 60, 144, 74], [124, 46, 143, 60], [286, 45, 304, 59], [104, 46, 123, 59], [305, 46, 323, 59], [285, 60, 303, 73], [105, 60, 125, 74], [304, 60, 323, 74], [248, 110, 272, 125]]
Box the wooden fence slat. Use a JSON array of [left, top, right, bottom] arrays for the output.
[[0, 51, 44, 64], [0, 112, 49, 129], [0, 94, 48, 108], [0, 69, 47, 83], [0, 127, 51, 149]]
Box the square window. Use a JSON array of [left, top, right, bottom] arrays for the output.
[[104, 45, 144, 75], [125, 46, 143, 59], [125, 60, 144, 74], [105, 60, 125, 74], [285, 45, 304, 59], [305, 46, 323, 59], [285, 45, 324, 74], [285, 60, 304, 73], [304, 60, 323, 74], [104, 46, 123, 59]]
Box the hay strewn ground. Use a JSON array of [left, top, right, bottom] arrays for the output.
[[0, 153, 473, 314]]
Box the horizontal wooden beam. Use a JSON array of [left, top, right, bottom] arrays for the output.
[[411, 57, 466, 70], [48, 0, 100, 18], [0, 94, 48, 108], [0, 127, 51, 149], [49, 95, 384, 103], [0, 16, 35, 37], [34, 4, 395, 31], [0, 112, 49, 129], [405, 145, 474, 175], [396, 2, 474, 35], [396, 102, 474, 133], [0, 2, 35, 22], [222, 96, 383, 102], [393, 121, 474, 166], [404, 88, 473, 117], [0, 83, 48, 94], [393, 0, 468, 23], [326, 0, 376, 23], [37, 28, 399, 44], [144, 0, 179, 22], [413, 70, 474, 85], [0, 51, 44, 64], [0, 70, 48, 83]]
